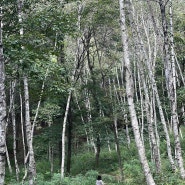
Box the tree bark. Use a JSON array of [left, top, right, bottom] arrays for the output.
[[23, 76, 36, 185], [66, 104, 73, 174], [168, 0, 185, 178], [119, 1, 155, 184], [19, 91, 27, 181], [0, 7, 7, 185], [159, 0, 171, 97], [17, 0, 36, 183], [159, 0, 185, 178], [11, 80, 20, 181], [128, 0, 175, 171], [61, 90, 72, 178], [113, 116, 124, 182]]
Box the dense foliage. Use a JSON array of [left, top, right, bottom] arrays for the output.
[[0, 0, 185, 184]]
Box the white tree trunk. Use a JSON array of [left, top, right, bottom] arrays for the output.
[[19, 91, 27, 182], [23, 77, 36, 185], [61, 90, 72, 178], [17, 0, 36, 183], [11, 80, 20, 181], [0, 7, 7, 185], [119, 1, 155, 184], [168, 0, 185, 178], [31, 69, 48, 142], [129, 0, 175, 171], [5, 144, 12, 174]]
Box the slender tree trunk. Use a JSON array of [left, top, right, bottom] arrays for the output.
[[119, 1, 155, 184], [19, 91, 27, 181], [159, 0, 185, 178], [95, 135, 101, 168], [61, 90, 72, 179], [31, 69, 48, 141], [139, 67, 158, 168], [139, 14, 161, 172], [11, 80, 20, 181], [159, 0, 171, 96], [174, 53, 185, 86], [128, 0, 175, 171], [17, 0, 36, 183], [137, 68, 144, 144], [140, 67, 161, 173], [66, 105, 73, 174], [113, 116, 124, 182], [168, 0, 185, 178], [61, 2, 86, 178], [0, 7, 7, 185], [23, 77, 36, 185], [5, 144, 12, 174], [146, 0, 159, 36]]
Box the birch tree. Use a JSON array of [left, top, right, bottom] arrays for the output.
[[17, 0, 37, 184], [10, 80, 20, 181], [119, 0, 155, 184], [61, 2, 84, 178], [128, 0, 176, 171], [168, 0, 185, 178], [159, 0, 185, 178], [0, 6, 7, 185]]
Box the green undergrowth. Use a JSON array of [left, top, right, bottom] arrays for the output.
[[5, 141, 185, 185]]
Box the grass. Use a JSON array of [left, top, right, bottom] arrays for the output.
[[5, 138, 185, 185]]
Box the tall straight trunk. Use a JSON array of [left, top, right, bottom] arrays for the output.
[[61, 3, 85, 178], [140, 12, 161, 173], [168, 0, 185, 178], [129, 0, 175, 171], [159, 0, 185, 178], [5, 84, 13, 175], [11, 80, 20, 181], [17, 0, 36, 183], [137, 67, 144, 144], [61, 90, 72, 179], [19, 91, 27, 179], [5, 144, 12, 174], [23, 77, 36, 185], [142, 80, 161, 173], [66, 105, 73, 174], [119, 1, 155, 185], [113, 116, 124, 181], [146, 0, 159, 36], [0, 7, 7, 185], [159, 0, 171, 97], [174, 53, 185, 86]]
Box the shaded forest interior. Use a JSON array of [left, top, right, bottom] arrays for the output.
[[0, 0, 185, 185]]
